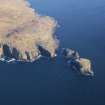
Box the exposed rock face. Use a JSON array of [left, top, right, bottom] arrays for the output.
[[0, 45, 3, 58], [71, 58, 94, 76], [62, 48, 94, 76], [0, 0, 59, 62], [62, 48, 80, 60]]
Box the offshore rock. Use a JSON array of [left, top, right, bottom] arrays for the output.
[[62, 48, 94, 76], [62, 48, 80, 60], [71, 58, 94, 76]]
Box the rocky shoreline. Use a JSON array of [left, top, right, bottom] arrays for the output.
[[0, 44, 56, 62], [0, 46, 94, 76], [0, 0, 94, 77]]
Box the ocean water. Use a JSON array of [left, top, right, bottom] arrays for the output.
[[0, 0, 105, 105]]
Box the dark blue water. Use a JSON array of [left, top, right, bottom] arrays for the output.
[[0, 0, 105, 105]]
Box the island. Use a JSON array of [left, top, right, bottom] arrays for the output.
[[62, 48, 94, 76], [0, 0, 94, 76], [0, 0, 59, 61]]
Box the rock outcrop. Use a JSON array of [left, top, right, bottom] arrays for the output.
[[62, 48, 80, 60], [62, 48, 94, 76], [71, 58, 94, 76], [0, 0, 59, 62]]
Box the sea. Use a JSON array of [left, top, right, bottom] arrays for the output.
[[0, 0, 105, 105]]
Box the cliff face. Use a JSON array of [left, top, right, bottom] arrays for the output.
[[0, 0, 59, 61]]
